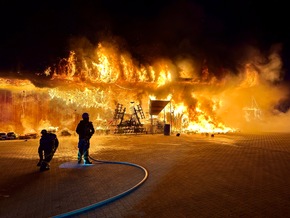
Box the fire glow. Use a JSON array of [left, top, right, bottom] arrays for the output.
[[0, 41, 289, 134]]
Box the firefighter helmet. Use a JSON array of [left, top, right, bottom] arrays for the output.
[[41, 129, 47, 135], [82, 112, 89, 119]]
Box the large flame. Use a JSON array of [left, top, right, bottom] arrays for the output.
[[0, 41, 289, 134]]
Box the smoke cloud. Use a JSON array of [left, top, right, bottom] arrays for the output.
[[0, 0, 290, 133]]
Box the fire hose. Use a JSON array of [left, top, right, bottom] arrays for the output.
[[52, 156, 149, 218]]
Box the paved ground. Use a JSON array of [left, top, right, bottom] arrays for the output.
[[1, 132, 290, 218]]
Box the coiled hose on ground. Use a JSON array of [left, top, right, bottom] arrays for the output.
[[52, 156, 149, 218]]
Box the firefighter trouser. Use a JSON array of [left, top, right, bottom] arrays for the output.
[[38, 149, 55, 171], [78, 139, 90, 162], [38, 149, 54, 163]]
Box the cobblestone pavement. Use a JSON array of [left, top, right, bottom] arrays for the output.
[[1, 132, 290, 218]]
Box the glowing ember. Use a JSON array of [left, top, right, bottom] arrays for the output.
[[0, 41, 289, 134]]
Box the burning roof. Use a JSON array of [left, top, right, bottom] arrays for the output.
[[0, 40, 290, 134]]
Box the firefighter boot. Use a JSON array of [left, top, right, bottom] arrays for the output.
[[40, 161, 50, 171], [84, 159, 92, 164]]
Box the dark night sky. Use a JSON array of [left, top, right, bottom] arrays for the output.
[[0, 0, 290, 81]]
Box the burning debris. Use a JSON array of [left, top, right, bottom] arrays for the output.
[[0, 40, 289, 135], [243, 96, 262, 122], [112, 103, 146, 134]]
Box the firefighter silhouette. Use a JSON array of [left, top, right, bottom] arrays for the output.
[[37, 129, 59, 171], [76, 112, 95, 164]]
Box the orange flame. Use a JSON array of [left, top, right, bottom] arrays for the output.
[[1, 41, 288, 134]]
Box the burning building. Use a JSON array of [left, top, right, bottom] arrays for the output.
[[0, 40, 289, 135]]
